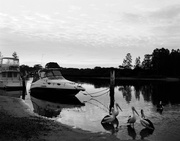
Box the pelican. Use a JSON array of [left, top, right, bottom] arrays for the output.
[[101, 103, 122, 123], [127, 106, 139, 127], [140, 109, 155, 130], [101, 118, 119, 134], [157, 101, 163, 113], [113, 103, 123, 117]]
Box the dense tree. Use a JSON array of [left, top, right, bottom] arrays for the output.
[[33, 64, 43, 71], [121, 53, 133, 69], [12, 52, 18, 58], [151, 48, 170, 75], [141, 54, 152, 70], [134, 56, 141, 69]]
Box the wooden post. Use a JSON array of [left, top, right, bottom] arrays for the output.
[[22, 76, 26, 100], [109, 69, 115, 114]]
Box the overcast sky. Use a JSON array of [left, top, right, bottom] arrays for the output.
[[0, 0, 180, 68]]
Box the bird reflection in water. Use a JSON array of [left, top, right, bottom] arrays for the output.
[[140, 127, 154, 140], [127, 125, 136, 140]]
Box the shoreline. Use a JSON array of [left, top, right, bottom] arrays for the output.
[[66, 76, 180, 82], [0, 95, 120, 141]]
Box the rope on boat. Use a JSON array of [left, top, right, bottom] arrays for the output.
[[82, 91, 110, 112], [89, 90, 109, 98], [86, 88, 109, 95], [82, 88, 110, 98], [81, 88, 110, 112], [85, 100, 109, 113]]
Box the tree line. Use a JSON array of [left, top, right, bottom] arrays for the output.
[[1, 48, 180, 78]]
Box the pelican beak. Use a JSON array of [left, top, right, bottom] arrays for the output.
[[134, 108, 139, 116], [117, 104, 123, 111]]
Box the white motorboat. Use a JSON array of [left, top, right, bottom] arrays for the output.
[[30, 65, 85, 100], [0, 57, 23, 90]]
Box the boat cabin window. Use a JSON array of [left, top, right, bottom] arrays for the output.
[[8, 72, 12, 77], [53, 70, 62, 76], [2, 72, 6, 77], [13, 72, 18, 77], [40, 70, 63, 79], [2, 58, 19, 65], [1, 72, 19, 78], [39, 71, 45, 78], [46, 71, 54, 77]]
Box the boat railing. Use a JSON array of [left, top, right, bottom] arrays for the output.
[[0, 65, 20, 72]]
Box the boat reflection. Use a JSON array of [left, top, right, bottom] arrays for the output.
[[0, 89, 25, 99], [30, 95, 85, 118]]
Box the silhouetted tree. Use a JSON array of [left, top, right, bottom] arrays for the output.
[[151, 48, 170, 75], [134, 56, 141, 69], [121, 53, 133, 69], [33, 64, 43, 71], [12, 52, 18, 58], [142, 54, 152, 70]]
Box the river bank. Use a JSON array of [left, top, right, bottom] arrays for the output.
[[0, 95, 121, 141]]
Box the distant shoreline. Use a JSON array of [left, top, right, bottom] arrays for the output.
[[65, 76, 180, 82]]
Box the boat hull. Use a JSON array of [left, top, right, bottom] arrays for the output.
[[30, 87, 81, 102], [0, 81, 24, 91]]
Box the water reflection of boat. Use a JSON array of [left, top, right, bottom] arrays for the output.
[[30, 65, 85, 100], [0, 89, 24, 98], [31, 95, 85, 118]]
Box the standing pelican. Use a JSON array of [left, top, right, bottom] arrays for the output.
[[101, 118, 119, 134], [140, 109, 154, 130], [113, 103, 123, 117], [101, 103, 122, 123], [157, 101, 163, 114], [127, 106, 139, 127]]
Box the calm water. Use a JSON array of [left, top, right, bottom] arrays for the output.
[[1, 78, 180, 141]]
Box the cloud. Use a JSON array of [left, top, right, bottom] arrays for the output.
[[145, 5, 180, 46], [1, 3, 180, 51], [149, 4, 180, 20]]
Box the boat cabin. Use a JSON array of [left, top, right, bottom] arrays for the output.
[[0, 57, 19, 71], [0, 57, 21, 81], [39, 68, 64, 79], [33, 68, 64, 82]]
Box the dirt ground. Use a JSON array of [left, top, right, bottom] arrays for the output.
[[0, 96, 121, 141]]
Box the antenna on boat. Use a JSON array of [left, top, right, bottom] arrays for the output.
[[41, 54, 44, 67]]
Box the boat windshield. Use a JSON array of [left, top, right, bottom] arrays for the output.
[[40, 70, 64, 79]]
